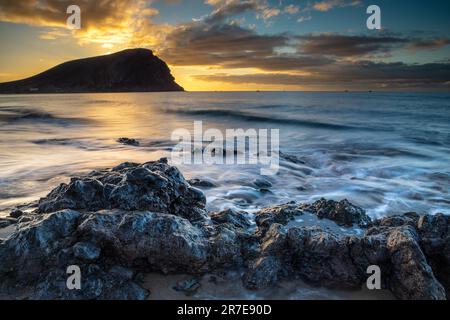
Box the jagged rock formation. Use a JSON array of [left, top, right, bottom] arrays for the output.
[[0, 49, 184, 93], [0, 159, 448, 300]]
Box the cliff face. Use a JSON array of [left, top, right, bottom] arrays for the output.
[[0, 49, 184, 93]]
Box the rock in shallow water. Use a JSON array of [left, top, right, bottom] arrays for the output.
[[117, 138, 140, 146], [245, 211, 448, 300], [0, 158, 448, 300]]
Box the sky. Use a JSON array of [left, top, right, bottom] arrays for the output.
[[0, 0, 449, 91]]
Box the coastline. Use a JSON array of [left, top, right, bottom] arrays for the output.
[[0, 158, 448, 300]]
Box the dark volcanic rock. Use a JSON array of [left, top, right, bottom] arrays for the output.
[[416, 213, 450, 297], [254, 202, 302, 236], [0, 210, 82, 278], [32, 264, 148, 300], [254, 199, 371, 236], [9, 209, 24, 219], [243, 256, 282, 290], [300, 198, 371, 227], [78, 210, 209, 273], [385, 225, 446, 300], [38, 158, 207, 222], [0, 49, 184, 94], [287, 227, 363, 289], [1, 157, 449, 300], [246, 208, 448, 300], [117, 138, 140, 146], [188, 178, 218, 189], [73, 241, 101, 261], [209, 208, 251, 230]]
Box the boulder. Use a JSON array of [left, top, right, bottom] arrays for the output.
[[78, 210, 209, 274], [32, 264, 148, 300], [38, 158, 208, 222], [300, 198, 371, 227], [0, 210, 82, 278]]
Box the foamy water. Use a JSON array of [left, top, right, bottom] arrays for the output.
[[1, 91, 449, 218]]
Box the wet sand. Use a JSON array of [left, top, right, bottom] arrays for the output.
[[143, 272, 395, 300]]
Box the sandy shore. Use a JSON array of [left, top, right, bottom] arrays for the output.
[[143, 272, 395, 300]]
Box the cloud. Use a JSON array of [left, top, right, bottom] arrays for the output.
[[297, 15, 312, 23], [0, 0, 161, 47], [297, 34, 450, 57], [298, 34, 409, 57], [312, 0, 361, 12], [408, 38, 450, 51], [193, 61, 450, 90], [159, 22, 332, 70], [284, 4, 300, 15], [204, 0, 281, 22], [1, 0, 449, 91]]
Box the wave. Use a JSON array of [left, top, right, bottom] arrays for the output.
[[164, 108, 370, 131], [0, 107, 91, 125]]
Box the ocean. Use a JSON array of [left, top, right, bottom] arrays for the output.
[[2, 91, 449, 299], [1, 91, 449, 218]]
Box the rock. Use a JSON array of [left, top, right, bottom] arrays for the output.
[[209, 209, 251, 230], [248, 208, 447, 299], [188, 178, 218, 188], [32, 264, 148, 300], [415, 214, 450, 297], [108, 266, 134, 281], [9, 209, 23, 219], [78, 210, 209, 274], [370, 212, 419, 229], [243, 256, 281, 290], [208, 226, 242, 268], [173, 278, 201, 296], [73, 242, 101, 261], [38, 158, 208, 222], [301, 198, 371, 227], [1, 155, 448, 301], [112, 162, 139, 171], [386, 226, 446, 300], [38, 178, 107, 213], [287, 227, 363, 289], [117, 138, 140, 146], [260, 224, 288, 256], [0, 210, 82, 278], [255, 202, 301, 236], [0, 48, 184, 94]]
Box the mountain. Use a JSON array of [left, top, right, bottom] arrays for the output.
[[0, 49, 184, 93]]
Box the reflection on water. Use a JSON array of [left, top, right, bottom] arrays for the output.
[[0, 91, 449, 219]]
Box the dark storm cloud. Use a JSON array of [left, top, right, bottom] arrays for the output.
[[160, 23, 333, 70], [297, 34, 409, 57], [297, 34, 450, 57]]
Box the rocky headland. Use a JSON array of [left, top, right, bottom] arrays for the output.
[[0, 49, 184, 94], [0, 158, 448, 300]]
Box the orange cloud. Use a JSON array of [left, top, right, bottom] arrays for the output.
[[0, 0, 161, 49]]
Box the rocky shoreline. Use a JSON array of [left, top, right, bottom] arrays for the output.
[[0, 158, 448, 300]]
